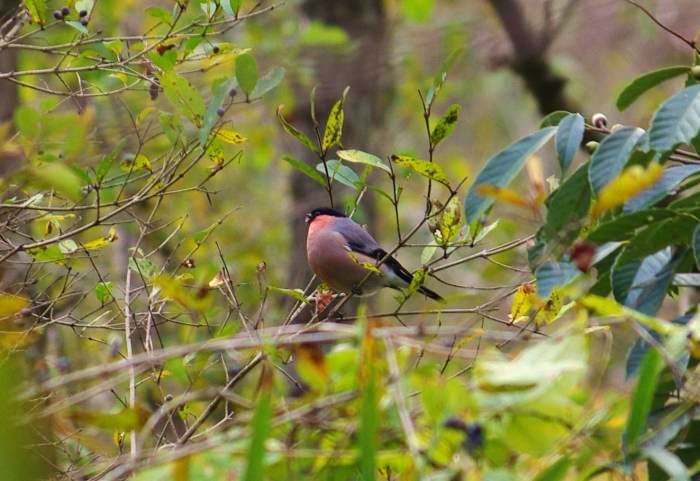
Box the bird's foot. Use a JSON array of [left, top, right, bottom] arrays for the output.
[[350, 284, 363, 296]]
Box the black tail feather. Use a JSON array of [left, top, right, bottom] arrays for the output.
[[418, 285, 444, 302], [364, 248, 444, 302]]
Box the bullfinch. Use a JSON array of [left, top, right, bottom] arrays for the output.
[[305, 207, 443, 301]]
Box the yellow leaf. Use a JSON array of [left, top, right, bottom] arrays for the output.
[[83, 227, 118, 250], [154, 275, 211, 312], [120, 154, 151, 172], [172, 456, 191, 481], [208, 271, 226, 288], [428, 197, 462, 246], [592, 163, 663, 217], [526, 155, 546, 203], [391, 154, 450, 185], [215, 129, 247, 144], [535, 288, 564, 324], [509, 283, 537, 323], [578, 295, 623, 316], [348, 252, 380, 273], [0, 292, 29, 319], [295, 343, 330, 393], [476, 185, 530, 208]]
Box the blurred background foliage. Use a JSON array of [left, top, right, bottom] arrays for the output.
[[1, 0, 700, 480]]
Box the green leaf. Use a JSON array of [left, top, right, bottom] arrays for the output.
[[358, 363, 378, 481], [554, 113, 584, 174], [540, 110, 571, 128], [250, 67, 285, 99], [624, 164, 700, 212], [322, 87, 349, 152], [391, 154, 449, 185], [587, 208, 677, 243], [400, 0, 435, 23], [242, 377, 272, 481], [617, 214, 698, 262], [616, 66, 690, 111], [14, 105, 41, 142], [160, 71, 206, 127], [199, 77, 236, 145], [430, 104, 460, 147], [276, 106, 320, 155], [30, 163, 83, 202], [589, 127, 646, 194], [149, 48, 176, 72], [465, 127, 556, 223], [535, 261, 579, 298], [612, 248, 674, 315], [427, 48, 463, 106], [267, 286, 308, 303], [235, 53, 258, 97], [27, 245, 64, 264], [96, 140, 126, 183], [649, 85, 700, 154], [66, 21, 88, 35], [95, 282, 114, 303], [643, 447, 690, 481], [160, 111, 183, 145], [145, 6, 172, 24], [623, 348, 664, 450], [673, 273, 700, 286], [533, 457, 571, 481], [693, 224, 700, 269], [544, 162, 591, 246], [300, 21, 349, 46], [128, 257, 157, 279], [336, 150, 390, 173], [475, 334, 585, 398], [316, 159, 359, 189], [283, 155, 326, 187], [58, 239, 78, 254], [221, 0, 242, 17], [23, 0, 47, 25]]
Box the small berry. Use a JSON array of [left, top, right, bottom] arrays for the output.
[[585, 141, 599, 154], [61, 6, 70, 16], [692, 65, 700, 80], [228, 88, 237, 97], [53, 10, 63, 20], [569, 240, 596, 273], [610, 123, 624, 133], [212, 45, 220, 54], [149, 82, 159, 100], [591, 113, 608, 129], [216, 107, 225, 117], [79, 9, 88, 17], [80, 17, 88, 26]]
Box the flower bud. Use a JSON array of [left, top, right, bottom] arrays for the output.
[[591, 113, 608, 129]]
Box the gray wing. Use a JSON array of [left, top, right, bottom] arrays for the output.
[[334, 217, 416, 286], [333, 217, 382, 254]]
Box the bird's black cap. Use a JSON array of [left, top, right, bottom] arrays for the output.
[[305, 207, 347, 223]]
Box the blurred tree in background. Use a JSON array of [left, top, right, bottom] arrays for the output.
[[1, 0, 700, 480]]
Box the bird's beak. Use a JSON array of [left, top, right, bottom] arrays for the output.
[[304, 214, 312, 224]]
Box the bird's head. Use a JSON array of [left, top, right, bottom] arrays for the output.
[[304, 207, 347, 225]]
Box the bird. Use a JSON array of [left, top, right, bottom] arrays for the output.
[[305, 207, 444, 301]]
